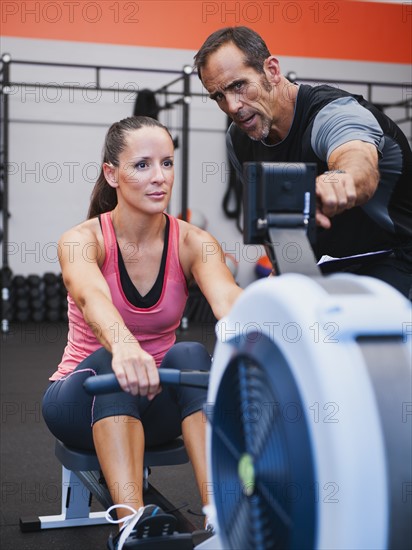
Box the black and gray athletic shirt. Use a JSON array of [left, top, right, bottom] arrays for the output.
[[227, 84, 412, 262]]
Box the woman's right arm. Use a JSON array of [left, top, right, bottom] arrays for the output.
[[58, 223, 160, 398]]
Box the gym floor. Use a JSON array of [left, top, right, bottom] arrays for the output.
[[1, 320, 217, 550]]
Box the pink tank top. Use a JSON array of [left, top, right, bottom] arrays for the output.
[[50, 212, 188, 380]]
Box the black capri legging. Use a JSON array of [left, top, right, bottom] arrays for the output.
[[42, 342, 211, 451]]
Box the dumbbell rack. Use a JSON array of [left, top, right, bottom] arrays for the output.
[[1, 271, 68, 332]]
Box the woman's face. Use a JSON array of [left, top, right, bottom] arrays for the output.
[[110, 126, 175, 214]]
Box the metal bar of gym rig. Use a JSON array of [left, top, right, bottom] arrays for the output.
[[1, 54, 11, 333], [6, 58, 183, 75], [1, 55, 10, 271], [4, 81, 189, 95], [181, 68, 191, 222]]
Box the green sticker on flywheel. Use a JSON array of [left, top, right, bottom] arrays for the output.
[[238, 453, 255, 496]]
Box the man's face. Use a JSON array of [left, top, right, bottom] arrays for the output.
[[201, 43, 274, 141]]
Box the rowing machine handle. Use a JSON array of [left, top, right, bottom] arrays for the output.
[[83, 369, 209, 395]]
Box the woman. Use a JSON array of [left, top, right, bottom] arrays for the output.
[[42, 116, 242, 549]]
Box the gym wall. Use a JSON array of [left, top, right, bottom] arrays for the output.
[[1, 0, 411, 287]]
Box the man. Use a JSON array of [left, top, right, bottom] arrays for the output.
[[194, 26, 412, 299]]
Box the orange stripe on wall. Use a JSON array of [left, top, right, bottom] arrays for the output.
[[1, 1, 411, 64]]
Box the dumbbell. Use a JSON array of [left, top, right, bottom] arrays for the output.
[[43, 272, 65, 321], [0, 266, 13, 288]]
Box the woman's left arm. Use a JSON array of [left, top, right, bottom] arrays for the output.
[[180, 223, 243, 320]]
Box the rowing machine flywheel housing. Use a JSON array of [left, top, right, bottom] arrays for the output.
[[205, 273, 411, 550]]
